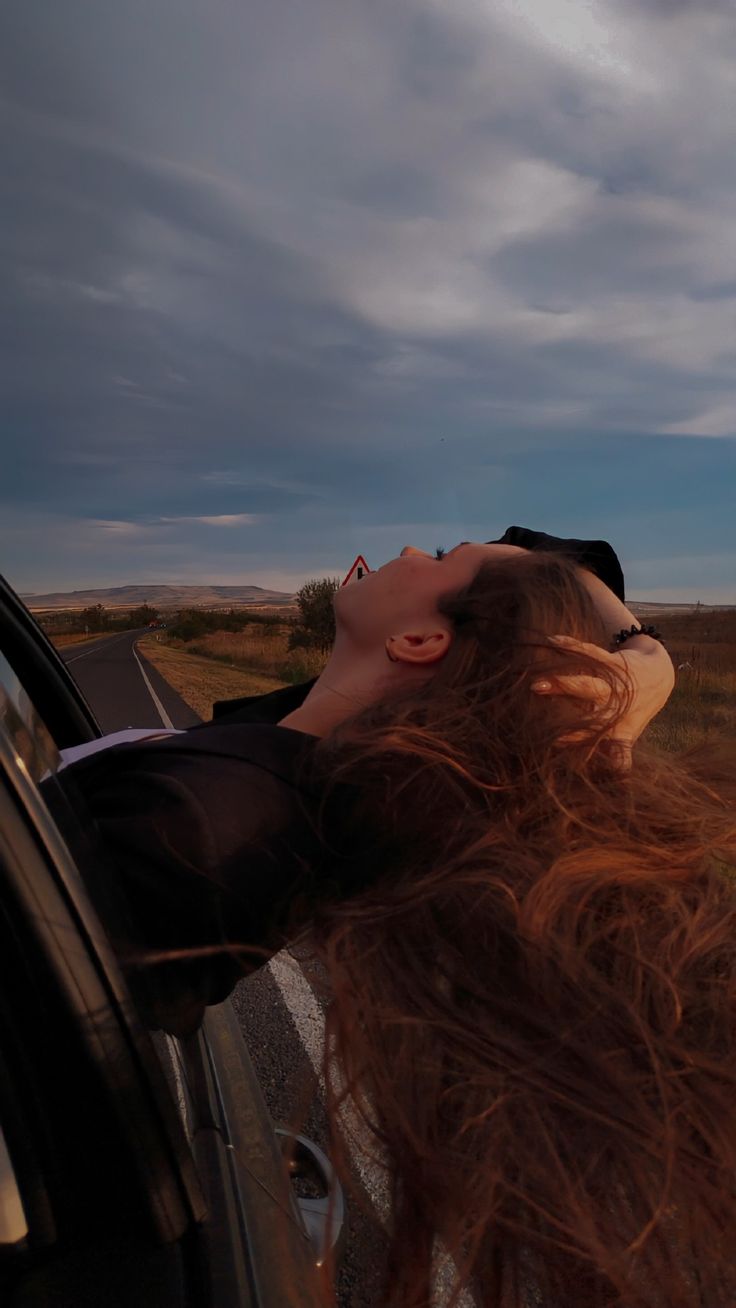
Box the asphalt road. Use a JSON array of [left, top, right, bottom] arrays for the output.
[[232, 952, 389, 1306], [60, 629, 200, 733], [62, 629, 388, 1301]]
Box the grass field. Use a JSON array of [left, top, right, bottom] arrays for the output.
[[640, 610, 736, 753], [137, 634, 290, 720], [138, 626, 325, 719], [184, 626, 328, 685]]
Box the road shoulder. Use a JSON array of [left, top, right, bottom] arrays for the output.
[[137, 635, 286, 722]]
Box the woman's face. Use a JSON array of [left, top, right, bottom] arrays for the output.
[[334, 541, 525, 651]]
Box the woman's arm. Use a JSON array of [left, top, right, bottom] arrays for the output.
[[56, 731, 322, 1033], [574, 566, 644, 636]]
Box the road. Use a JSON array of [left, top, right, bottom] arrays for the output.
[[60, 629, 200, 733], [232, 955, 389, 1306], [62, 629, 389, 1302]]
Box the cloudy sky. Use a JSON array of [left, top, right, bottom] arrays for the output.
[[2, 0, 736, 601]]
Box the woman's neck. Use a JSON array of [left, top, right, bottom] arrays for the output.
[[278, 646, 388, 737]]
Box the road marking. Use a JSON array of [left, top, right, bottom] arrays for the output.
[[132, 643, 175, 728], [267, 951, 391, 1224], [267, 951, 475, 1307], [64, 633, 131, 664]]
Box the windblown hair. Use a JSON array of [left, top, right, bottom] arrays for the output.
[[309, 551, 736, 1307]]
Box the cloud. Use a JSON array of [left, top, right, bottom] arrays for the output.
[[86, 513, 261, 532], [90, 519, 148, 536], [190, 514, 260, 526], [157, 514, 261, 527], [1, 0, 736, 598], [659, 402, 736, 438]]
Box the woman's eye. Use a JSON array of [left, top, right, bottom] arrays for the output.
[[434, 547, 446, 560]]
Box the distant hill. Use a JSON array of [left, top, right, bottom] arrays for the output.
[[631, 601, 736, 614], [22, 583, 296, 611], [20, 587, 733, 615]]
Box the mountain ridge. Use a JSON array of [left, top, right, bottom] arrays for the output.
[[22, 583, 296, 610]]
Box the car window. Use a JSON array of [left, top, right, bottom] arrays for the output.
[[0, 648, 203, 1274], [0, 651, 144, 1014], [0, 577, 100, 751], [0, 649, 167, 1036], [0, 651, 60, 785], [0, 1127, 28, 1246]]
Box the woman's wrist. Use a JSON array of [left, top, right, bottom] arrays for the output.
[[612, 637, 675, 745], [613, 632, 661, 653]]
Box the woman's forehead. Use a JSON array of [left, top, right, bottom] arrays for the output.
[[460, 542, 526, 563], [440, 541, 525, 585]]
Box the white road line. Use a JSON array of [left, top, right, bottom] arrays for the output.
[[131, 643, 175, 728], [267, 951, 391, 1224], [64, 632, 131, 664], [267, 950, 475, 1308]]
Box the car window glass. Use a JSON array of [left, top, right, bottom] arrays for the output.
[[0, 649, 195, 1131], [0, 651, 60, 785], [0, 1127, 28, 1246]]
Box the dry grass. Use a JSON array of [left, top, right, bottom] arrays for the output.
[[50, 631, 120, 649], [180, 626, 327, 685], [138, 635, 288, 721], [647, 667, 736, 754], [640, 611, 736, 753]]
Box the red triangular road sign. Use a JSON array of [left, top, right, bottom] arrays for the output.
[[341, 554, 372, 586]]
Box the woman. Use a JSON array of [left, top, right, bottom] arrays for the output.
[[58, 540, 670, 1035], [61, 542, 714, 1306]]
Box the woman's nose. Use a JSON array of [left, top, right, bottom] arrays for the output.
[[400, 545, 428, 557]]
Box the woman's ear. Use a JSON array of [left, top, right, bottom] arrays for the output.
[[385, 628, 452, 666]]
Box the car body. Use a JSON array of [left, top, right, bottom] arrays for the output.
[[0, 573, 343, 1307]]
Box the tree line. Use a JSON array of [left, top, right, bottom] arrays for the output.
[[40, 603, 162, 634], [167, 577, 341, 652]]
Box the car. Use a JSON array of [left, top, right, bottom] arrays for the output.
[[0, 573, 344, 1307]]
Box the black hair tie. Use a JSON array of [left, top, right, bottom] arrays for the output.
[[612, 624, 665, 648]]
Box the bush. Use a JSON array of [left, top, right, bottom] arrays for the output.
[[79, 604, 110, 632], [167, 607, 284, 641], [289, 577, 340, 655], [168, 610, 210, 641]]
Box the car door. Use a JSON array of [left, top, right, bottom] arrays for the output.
[[0, 583, 334, 1306]]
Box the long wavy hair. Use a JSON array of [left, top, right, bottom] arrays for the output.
[[308, 550, 736, 1307]]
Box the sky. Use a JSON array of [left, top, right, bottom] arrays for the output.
[[2, 0, 736, 602]]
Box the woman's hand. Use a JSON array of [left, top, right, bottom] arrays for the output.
[[532, 634, 675, 770]]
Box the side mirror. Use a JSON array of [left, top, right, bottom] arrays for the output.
[[276, 1128, 346, 1268]]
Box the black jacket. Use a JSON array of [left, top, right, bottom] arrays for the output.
[[59, 723, 327, 1032], [489, 525, 625, 601]]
